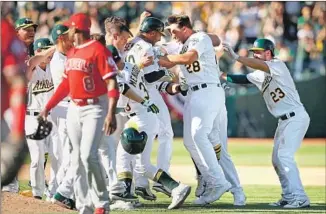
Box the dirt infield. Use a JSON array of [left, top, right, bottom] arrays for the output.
[[1, 192, 76, 214]]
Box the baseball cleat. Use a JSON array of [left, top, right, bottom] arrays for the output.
[[195, 175, 206, 197], [168, 183, 191, 209], [53, 193, 76, 210], [34, 196, 42, 200], [283, 199, 310, 208], [193, 182, 231, 205], [268, 198, 289, 207], [233, 191, 246, 206], [94, 207, 110, 214], [135, 186, 157, 201], [152, 184, 172, 197], [110, 191, 138, 202]]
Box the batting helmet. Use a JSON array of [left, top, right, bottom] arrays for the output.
[[140, 17, 165, 35], [120, 127, 147, 155], [249, 38, 275, 56]]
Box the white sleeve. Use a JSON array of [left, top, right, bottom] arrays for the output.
[[265, 60, 288, 77], [247, 70, 265, 89], [187, 34, 207, 58]]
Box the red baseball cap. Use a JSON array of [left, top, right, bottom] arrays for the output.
[[66, 13, 91, 32]]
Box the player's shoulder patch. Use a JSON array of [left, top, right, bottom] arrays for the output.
[[180, 45, 188, 54], [124, 42, 134, 52]]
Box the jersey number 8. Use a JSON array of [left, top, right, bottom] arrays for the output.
[[83, 76, 95, 91], [186, 61, 201, 73]]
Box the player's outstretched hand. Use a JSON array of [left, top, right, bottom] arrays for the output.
[[103, 114, 117, 136], [222, 42, 239, 61], [141, 99, 159, 114]]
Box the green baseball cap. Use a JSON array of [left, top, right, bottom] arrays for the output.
[[106, 45, 121, 63], [51, 24, 70, 42], [15, 18, 38, 30], [33, 38, 53, 51]]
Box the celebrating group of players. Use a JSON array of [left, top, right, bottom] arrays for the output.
[[1, 5, 311, 214]]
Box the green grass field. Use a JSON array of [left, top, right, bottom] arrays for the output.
[[150, 139, 326, 167], [18, 139, 325, 213]]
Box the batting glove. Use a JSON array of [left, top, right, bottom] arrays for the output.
[[141, 99, 159, 114], [222, 42, 239, 61]]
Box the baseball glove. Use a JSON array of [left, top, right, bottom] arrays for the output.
[[1, 137, 28, 186], [26, 117, 52, 140]]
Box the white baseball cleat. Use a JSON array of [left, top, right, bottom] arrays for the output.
[[283, 198, 310, 208], [195, 175, 206, 197], [193, 182, 232, 205], [168, 183, 191, 209], [233, 191, 246, 206]]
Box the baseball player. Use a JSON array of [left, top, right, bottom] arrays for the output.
[[159, 14, 232, 205], [48, 24, 76, 209], [40, 13, 119, 214], [24, 38, 63, 200], [1, 15, 28, 188], [116, 16, 191, 210], [222, 39, 310, 208], [15, 17, 38, 57], [159, 30, 246, 206], [103, 16, 158, 205]]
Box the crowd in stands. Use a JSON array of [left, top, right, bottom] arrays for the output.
[[5, 1, 325, 81]]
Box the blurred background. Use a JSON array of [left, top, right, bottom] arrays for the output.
[[4, 1, 325, 138]]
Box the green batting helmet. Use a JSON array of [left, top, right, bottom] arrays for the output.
[[140, 17, 165, 36], [249, 38, 275, 56], [120, 127, 147, 155]]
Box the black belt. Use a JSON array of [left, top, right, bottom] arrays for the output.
[[279, 112, 295, 121], [129, 113, 136, 117], [26, 110, 50, 116], [191, 83, 221, 91]]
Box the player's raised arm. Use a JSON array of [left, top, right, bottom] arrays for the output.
[[222, 41, 270, 73]]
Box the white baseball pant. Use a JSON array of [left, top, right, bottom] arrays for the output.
[[26, 114, 62, 197], [134, 87, 173, 188], [183, 84, 228, 186], [208, 105, 243, 193], [272, 106, 310, 201], [66, 95, 110, 213], [116, 112, 159, 183]]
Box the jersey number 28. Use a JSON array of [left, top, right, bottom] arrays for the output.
[[270, 87, 285, 103], [186, 61, 201, 73]]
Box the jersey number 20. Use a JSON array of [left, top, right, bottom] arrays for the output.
[[270, 87, 285, 103], [186, 61, 201, 73]]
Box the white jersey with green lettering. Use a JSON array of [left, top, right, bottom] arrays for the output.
[[246, 59, 303, 117], [179, 32, 221, 85]]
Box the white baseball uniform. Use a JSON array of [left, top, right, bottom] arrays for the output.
[[124, 37, 174, 188], [49, 50, 76, 200], [246, 59, 310, 201], [179, 32, 229, 186], [25, 64, 62, 197], [115, 50, 160, 185]]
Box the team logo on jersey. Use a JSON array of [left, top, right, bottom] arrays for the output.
[[32, 79, 54, 95], [262, 75, 273, 94], [65, 58, 93, 73], [180, 45, 188, 54]]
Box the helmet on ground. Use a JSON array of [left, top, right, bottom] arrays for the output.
[[249, 38, 275, 56], [120, 127, 147, 155]]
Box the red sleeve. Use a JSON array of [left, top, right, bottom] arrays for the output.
[[45, 78, 70, 111], [96, 46, 117, 80]]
